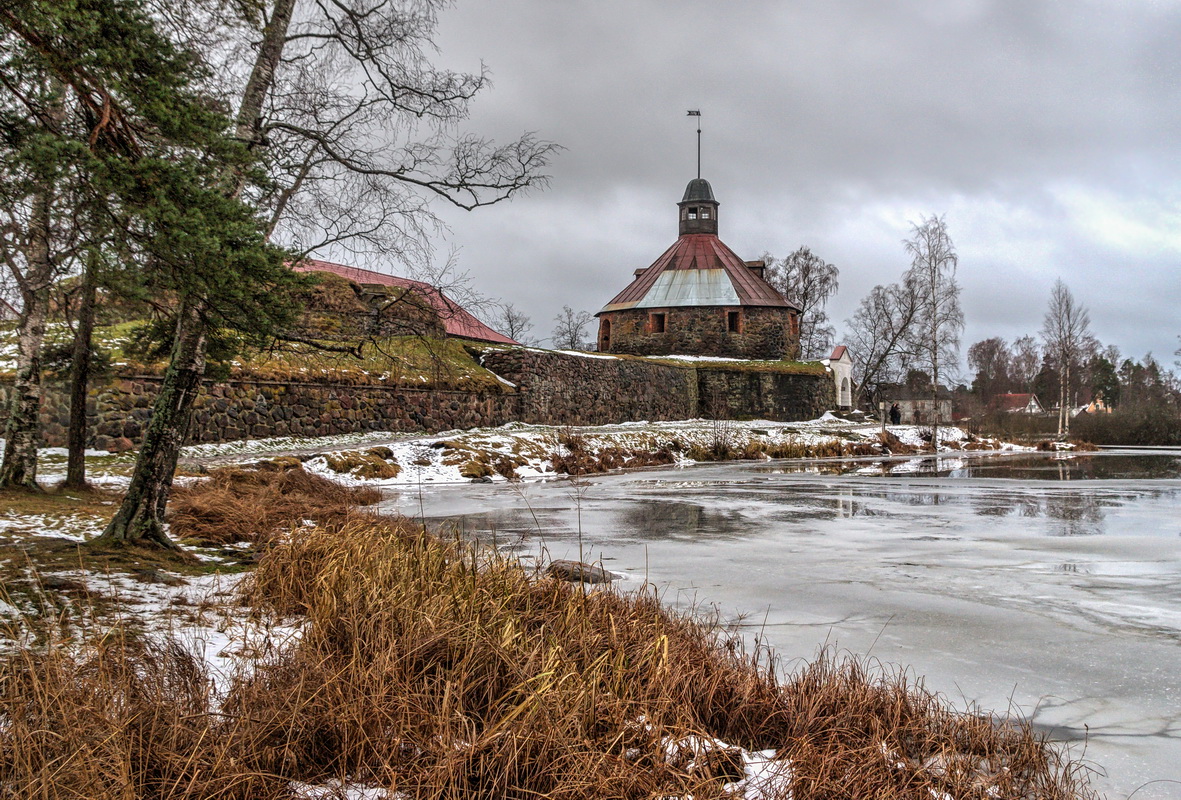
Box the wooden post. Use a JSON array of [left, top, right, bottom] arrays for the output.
[[880, 401, 887, 434]]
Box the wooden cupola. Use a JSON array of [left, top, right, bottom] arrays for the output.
[[678, 178, 719, 235]]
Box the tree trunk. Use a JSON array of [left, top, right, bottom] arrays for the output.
[[0, 185, 56, 490], [64, 249, 99, 489], [227, 0, 296, 195], [1062, 361, 1071, 436], [98, 0, 294, 543], [1062, 361, 1072, 437], [99, 302, 206, 547], [931, 341, 940, 453], [0, 284, 51, 490]]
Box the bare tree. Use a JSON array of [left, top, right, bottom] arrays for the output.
[[238, 0, 558, 266], [1040, 279, 1092, 436], [495, 302, 533, 344], [763, 246, 839, 358], [967, 337, 1011, 403], [844, 280, 922, 404], [1010, 335, 1040, 394], [0, 78, 76, 490], [551, 306, 592, 351], [904, 214, 963, 450]]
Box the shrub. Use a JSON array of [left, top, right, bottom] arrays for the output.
[[1071, 406, 1181, 446]]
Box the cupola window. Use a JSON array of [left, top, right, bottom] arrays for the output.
[[688, 207, 698, 220]]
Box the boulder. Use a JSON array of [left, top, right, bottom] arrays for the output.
[[546, 560, 617, 584]]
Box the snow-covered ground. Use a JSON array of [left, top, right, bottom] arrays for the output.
[[288, 417, 1018, 488]]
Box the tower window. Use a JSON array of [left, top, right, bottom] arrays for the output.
[[650, 312, 666, 333], [701, 208, 711, 219], [727, 311, 741, 333], [687, 207, 698, 220]]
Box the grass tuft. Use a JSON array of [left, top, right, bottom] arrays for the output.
[[167, 465, 381, 545]]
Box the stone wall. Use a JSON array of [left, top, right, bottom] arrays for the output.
[[478, 348, 696, 425], [598, 305, 799, 360], [1, 347, 833, 449], [697, 367, 833, 422], [1, 378, 521, 451]]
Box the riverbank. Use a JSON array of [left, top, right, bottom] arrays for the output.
[[270, 415, 1034, 487], [0, 460, 1099, 799]]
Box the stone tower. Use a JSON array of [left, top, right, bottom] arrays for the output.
[[595, 178, 800, 360]]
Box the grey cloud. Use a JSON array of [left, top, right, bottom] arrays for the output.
[[362, 1, 1181, 361]]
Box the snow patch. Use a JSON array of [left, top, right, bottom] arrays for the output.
[[289, 779, 406, 799]]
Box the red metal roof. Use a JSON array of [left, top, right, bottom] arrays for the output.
[[990, 393, 1043, 412], [598, 234, 797, 314], [829, 345, 848, 361], [294, 259, 518, 345]]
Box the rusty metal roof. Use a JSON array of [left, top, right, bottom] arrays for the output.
[[598, 234, 798, 314], [295, 259, 518, 345]]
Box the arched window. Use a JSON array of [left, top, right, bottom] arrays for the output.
[[599, 318, 611, 351]]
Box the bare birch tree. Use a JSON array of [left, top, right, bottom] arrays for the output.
[[1040, 279, 1092, 436], [763, 247, 839, 358], [0, 76, 76, 489], [904, 215, 963, 450], [844, 280, 922, 406]]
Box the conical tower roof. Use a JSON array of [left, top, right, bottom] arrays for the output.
[[598, 179, 798, 314]]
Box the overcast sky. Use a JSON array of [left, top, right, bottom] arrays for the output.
[[401, 1, 1179, 369]]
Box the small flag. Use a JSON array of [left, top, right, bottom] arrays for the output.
[[686, 109, 701, 116]]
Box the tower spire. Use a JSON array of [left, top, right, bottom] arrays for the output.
[[687, 109, 701, 178]]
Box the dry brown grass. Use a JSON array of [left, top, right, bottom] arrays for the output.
[[1, 509, 1098, 799], [549, 430, 677, 476], [877, 431, 921, 455], [167, 463, 381, 545], [0, 461, 1098, 799], [687, 437, 883, 462]]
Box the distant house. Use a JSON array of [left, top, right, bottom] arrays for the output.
[[1073, 397, 1112, 417], [882, 383, 954, 425], [821, 345, 854, 409], [990, 393, 1045, 414], [293, 259, 517, 345]]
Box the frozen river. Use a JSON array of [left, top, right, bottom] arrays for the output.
[[386, 448, 1181, 799]]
